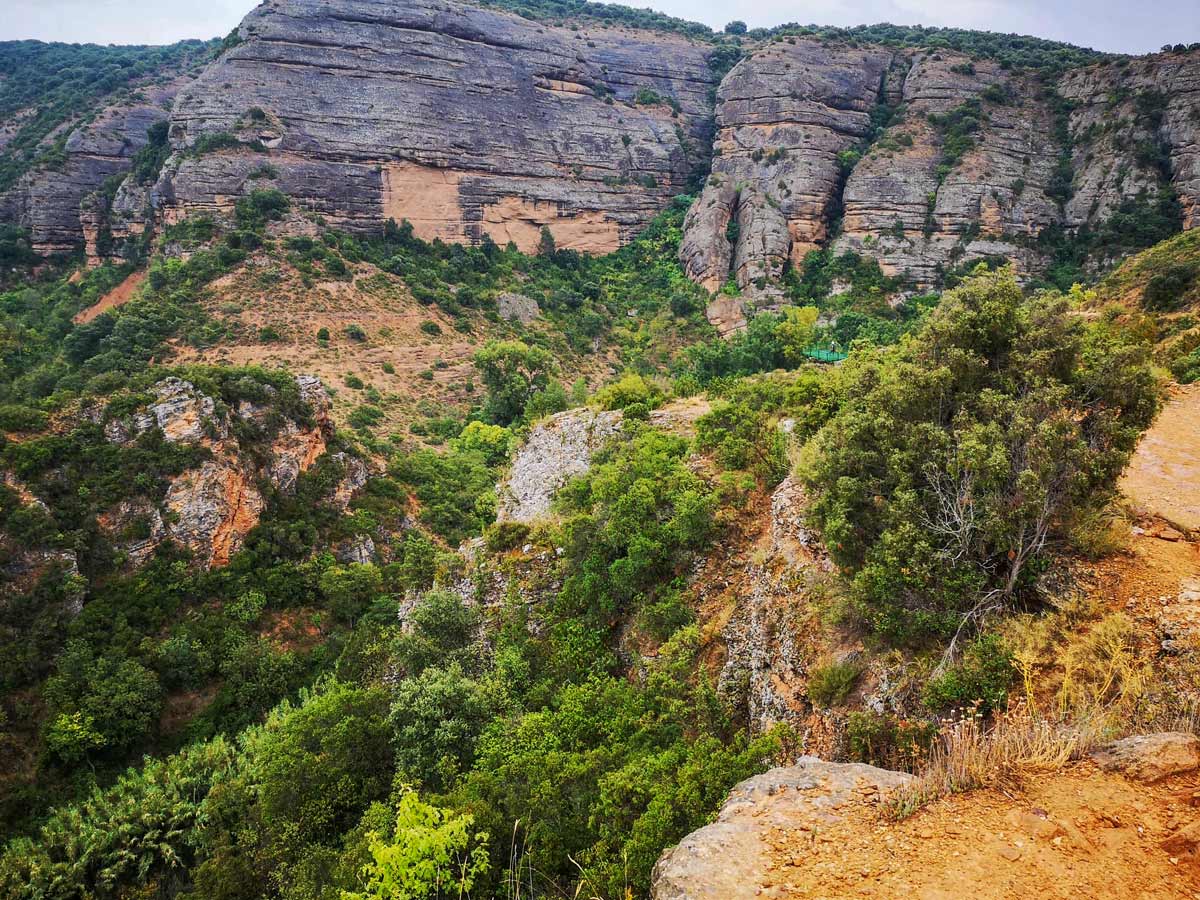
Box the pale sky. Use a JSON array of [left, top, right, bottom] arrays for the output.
[[4, 0, 1198, 55]]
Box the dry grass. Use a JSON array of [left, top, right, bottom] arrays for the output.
[[885, 703, 1111, 819]]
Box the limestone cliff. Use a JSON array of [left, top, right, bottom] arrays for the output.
[[154, 0, 718, 252], [680, 41, 1200, 324]]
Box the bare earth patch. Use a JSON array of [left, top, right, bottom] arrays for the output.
[[73, 269, 146, 324], [761, 763, 1200, 899], [1121, 384, 1200, 534]]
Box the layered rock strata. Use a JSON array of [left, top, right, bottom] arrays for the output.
[[157, 0, 719, 252]]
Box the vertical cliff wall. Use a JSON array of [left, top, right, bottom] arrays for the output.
[[679, 41, 1200, 325], [156, 0, 719, 252]]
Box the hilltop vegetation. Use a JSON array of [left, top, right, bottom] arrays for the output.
[[0, 39, 219, 191]]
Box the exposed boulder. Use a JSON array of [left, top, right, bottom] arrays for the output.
[[496, 408, 623, 522], [148, 377, 226, 444], [164, 460, 266, 569], [496, 292, 540, 325], [650, 757, 912, 900], [1090, 732, 1200, 782]]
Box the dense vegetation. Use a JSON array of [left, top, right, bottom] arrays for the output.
[[803, 268, 1158, 644], [0, 39, 218, 191]]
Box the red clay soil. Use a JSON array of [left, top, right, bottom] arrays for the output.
[[73, 270, 146, 324], [762, 764, 1200, 899]]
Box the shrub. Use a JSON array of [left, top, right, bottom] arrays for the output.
[[484, 520, 530, 553], [802, 267, 1159, 643], [419, 319, 443, 336], [594, 372, 662, 411], [473, 340, 555, 425], [846, 711, 937, 771], [0, 404, 48, 432], [923, 633, 1015, 715], [807, 657, 865, 707], [1142, 263, 1197, 312], [344, 323, 368, 342]]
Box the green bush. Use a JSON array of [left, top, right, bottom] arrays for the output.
[[1142, 263, 1197, 312], [923, 633, 1014, 714], [807, 657, 865, 707], [846, 711, 937, 771], [803, 267, 1159, 643]]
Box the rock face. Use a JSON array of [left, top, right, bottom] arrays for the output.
[[496, 408, 624, 522], [678, 43, 1200, 326], [0, 74, 194, 256], [680, 40, 895, 298], [155, 0, 718, 251], [714, 475, 834, 732], [650, 757, 912, 900], [833, 51, 1063, 286], [5, 4, 1200, 323], [101, 374, 342, 568]]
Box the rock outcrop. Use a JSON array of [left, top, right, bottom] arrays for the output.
[[1090, 732, 1200, 782], [5, 3, 1200, 327], [680, 41, 895, 297], [154, 0, 718, 252], [833, 51, 1063, 285], [653, 746, 1200, 899], [678, 42, 1200, 325], [650, 757, 912, 900], [496, 408, 623, 522], [0, 74, 195, 256], [99, 373, 344, 568]]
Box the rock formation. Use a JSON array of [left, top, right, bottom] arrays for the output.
[[679, 41, 896, 295], [680, 42, 1200, 323], [496, 407, 624, 522], [98, 374, 344, 568], [3, 2, 1199, 334], [650, 756, 913, 900], [0, 73, 196, 257], [155, 0, 718, 252]]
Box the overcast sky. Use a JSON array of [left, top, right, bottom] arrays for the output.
[[5, 0, 1198, 55]]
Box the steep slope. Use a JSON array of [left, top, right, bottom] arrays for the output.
[[0, 40, 217, 255]]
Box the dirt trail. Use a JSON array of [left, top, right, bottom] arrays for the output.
[[73, 270, 146, 324], [1121, 384, 1200, 534], [762, 764, 1200, 899]]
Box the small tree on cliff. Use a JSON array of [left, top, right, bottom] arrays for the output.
[[537, 225, 556, 257], [801, 267, 1159, 646]]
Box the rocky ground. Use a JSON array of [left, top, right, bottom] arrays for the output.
[[1121, 384, 1200, 535], [650, 377, 1200, 899], [653, 742, 1200, 899]]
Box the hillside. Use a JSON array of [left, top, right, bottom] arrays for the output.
[[1, 2, 1200, 899]]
